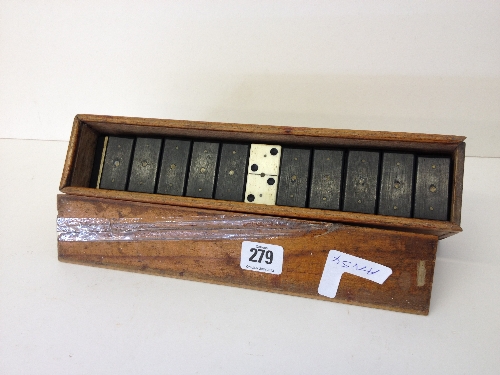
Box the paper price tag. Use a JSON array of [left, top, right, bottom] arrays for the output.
[[240, 241, 283, 275], [318, 250, 392, 298]]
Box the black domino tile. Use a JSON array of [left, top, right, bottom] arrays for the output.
[[127, 137, 162, 193], [185, 141, 220, 198], [89, 135, 106, 188], [413, 157, 450, 220], [276, 147, 311, 207], [343, 150, 380, 214], [99, 136, 134, 191], [156, 139, 192, 196], [308, 149, 344, 210], [215, 143, 249, 201], [377, 153, 415, 217]]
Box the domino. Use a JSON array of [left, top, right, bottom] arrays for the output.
[[214, 143, 250, 201], [185, 141, 220, 199], [157, 139, 191, 196], [247, 144, 282, 176], [308, 149, 344, 210], [244, 144, 282, 205], [343, 150, 380, 214], [244, 173, 279, 205], [99, 136, 134, 191], [276, 147, 311, 207], [413, 157, 450, 220], [128, 137, 162, 193], [378, 153, 414, 217]]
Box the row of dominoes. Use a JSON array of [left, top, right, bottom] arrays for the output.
[[91, 136, 451, 221]]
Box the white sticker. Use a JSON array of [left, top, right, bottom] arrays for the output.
[[240, 241, 283, 275], [318, 250, 392, 298]]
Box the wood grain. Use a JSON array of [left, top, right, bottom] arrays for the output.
[[60, 116, 82, 190], [69, 123, 98, 188], [58, 194, 438, 315], [77, 114, 465, 146], [450, 142, 466, 225], [62, 185, 461, 239]]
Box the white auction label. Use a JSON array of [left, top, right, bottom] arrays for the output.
[[240, 241, 284, 275], [318, 250, 392, 298]]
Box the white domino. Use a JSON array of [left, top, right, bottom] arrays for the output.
[[247, 144, 282, 176], [244, 173, 279, 205], [244, 144, 282, 205]]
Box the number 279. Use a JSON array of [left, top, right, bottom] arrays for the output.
[[249, 248, 273, 264]]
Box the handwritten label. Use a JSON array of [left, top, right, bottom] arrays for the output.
[[240, 241, 283, 275], [318, 250, 392, 298]]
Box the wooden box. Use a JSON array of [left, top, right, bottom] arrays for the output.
[[57, 114, 466, 314], [60, 115, 465, 239]]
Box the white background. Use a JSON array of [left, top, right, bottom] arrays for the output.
[[1, 1, 499, 374], [1, 0, 499, 156]]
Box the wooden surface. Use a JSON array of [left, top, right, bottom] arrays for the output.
[[77, 114, 466, 149], [57, 194, 439, 315], [450, 142, 466, 225], [68, 122, 98, 188], [62, 185, 461, 239]]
